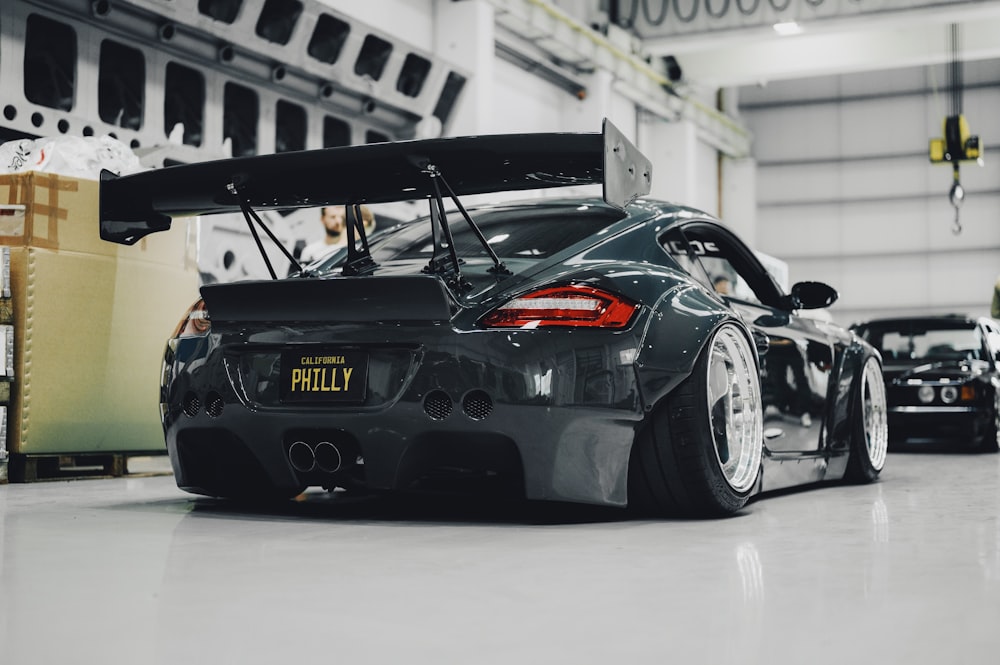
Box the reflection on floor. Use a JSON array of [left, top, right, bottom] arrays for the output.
[[1, 451, 998, 664]]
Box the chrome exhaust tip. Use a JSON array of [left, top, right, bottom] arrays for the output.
[[288, 440, 316, 473], [313, 441, 342, 473]]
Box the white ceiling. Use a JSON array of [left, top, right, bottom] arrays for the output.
[[633, 0, 1000, 87]]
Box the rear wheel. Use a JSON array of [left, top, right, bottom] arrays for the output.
[[844, 356, 888, 483], [629, 323, 763, 517]]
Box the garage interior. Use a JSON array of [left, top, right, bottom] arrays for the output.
[[1, 1, 998, 663]]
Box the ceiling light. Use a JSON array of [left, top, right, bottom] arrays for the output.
[[773, 22, 803, 36]]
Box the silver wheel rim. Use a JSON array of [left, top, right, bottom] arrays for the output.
[[706, 326, 763, 493], [860, 357, 888, 471]]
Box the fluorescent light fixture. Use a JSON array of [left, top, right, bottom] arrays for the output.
[[773, 21, 803, 36]]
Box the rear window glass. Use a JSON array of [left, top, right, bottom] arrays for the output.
[[372, 205, 625, 262]]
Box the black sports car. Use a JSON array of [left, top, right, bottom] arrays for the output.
[[851, 315, 1000, 452], [100, 120, 888, 516]]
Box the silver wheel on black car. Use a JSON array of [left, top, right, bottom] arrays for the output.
[[706, 325, 764, 493], [629, 323, 763, 516], [845, 356, 888, 482]]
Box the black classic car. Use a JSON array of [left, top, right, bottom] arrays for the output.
[[852, 315, 1000, 452], [99, 120, 888, 517]]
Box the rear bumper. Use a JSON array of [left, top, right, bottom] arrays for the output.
[[166, 402, 641, 506], [162, 324, 651, 507]]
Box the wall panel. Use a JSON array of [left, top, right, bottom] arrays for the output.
[[741, 60, 1000, 326], [838, 96, 932, 156], [755, 205, 841, 257], [747, 105, 842, 163]]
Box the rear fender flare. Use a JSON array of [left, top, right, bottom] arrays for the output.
[[634, 282, 739, 411]]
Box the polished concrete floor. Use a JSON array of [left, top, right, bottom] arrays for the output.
[[1, 451, 998, 665]]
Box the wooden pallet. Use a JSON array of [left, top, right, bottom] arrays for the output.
[[6, 453, 170, 482]]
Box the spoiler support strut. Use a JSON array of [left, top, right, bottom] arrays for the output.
[[422, 165, 468, 291], [420, 163, 512, 291], [228, 182, 304, 280], [341, 204, 379, 276], [435, 170, 512, 277]]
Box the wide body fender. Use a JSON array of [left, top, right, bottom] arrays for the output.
[[632, 280, 740, 412]]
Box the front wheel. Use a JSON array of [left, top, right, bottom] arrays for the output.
[[844, 355, 888, 483], [629, 323, 763, 517]]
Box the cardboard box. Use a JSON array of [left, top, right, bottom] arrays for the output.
[[0, 406, 7, 483], [0, 172, 200, 456]]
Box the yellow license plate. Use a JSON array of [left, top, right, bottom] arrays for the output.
[[280, 350, 368, 403]]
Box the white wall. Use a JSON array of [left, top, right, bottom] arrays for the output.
[[490, 58, 575, 133], [740, 60, 1000, 326]]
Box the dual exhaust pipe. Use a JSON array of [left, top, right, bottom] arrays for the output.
[[288, 440, 342, 474]]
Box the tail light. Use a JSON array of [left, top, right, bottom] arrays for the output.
[[172, 299, 211, 338], [481, 285, 638, 329]]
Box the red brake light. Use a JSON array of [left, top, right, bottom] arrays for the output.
[[173, 299, 211, 338], [481, 285, 638, 329]]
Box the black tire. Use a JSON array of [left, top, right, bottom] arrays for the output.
[[628, 323, 763, 517], [844, 355, 888, 483]]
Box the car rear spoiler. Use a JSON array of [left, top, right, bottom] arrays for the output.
[[99, 119, 651, 245]]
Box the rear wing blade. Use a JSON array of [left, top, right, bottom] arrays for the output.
[[100, 119, 651, 245]]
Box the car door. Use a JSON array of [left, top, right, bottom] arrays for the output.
[[671, 221, 834, 454]]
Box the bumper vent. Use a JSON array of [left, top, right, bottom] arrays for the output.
[[182, 392, 201, 418], [205, 392, 225, 418], [462, 390, 493, 421], [424, 390, 453, 420]]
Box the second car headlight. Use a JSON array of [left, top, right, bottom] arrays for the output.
[[940, 385, 959, 403]]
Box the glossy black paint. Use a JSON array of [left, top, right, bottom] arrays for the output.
[[668, 221, 865, 489], [158, 197, 879, 507], [852, 315, 1000, 451]]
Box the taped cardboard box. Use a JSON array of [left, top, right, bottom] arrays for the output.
[[0, 172, 113, 257], [0, 172, 200, 457]]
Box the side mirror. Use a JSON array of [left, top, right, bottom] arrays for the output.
[[782, 281, 838, 311]]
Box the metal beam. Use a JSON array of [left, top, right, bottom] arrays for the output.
[[634, 0, 1000, 87]]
